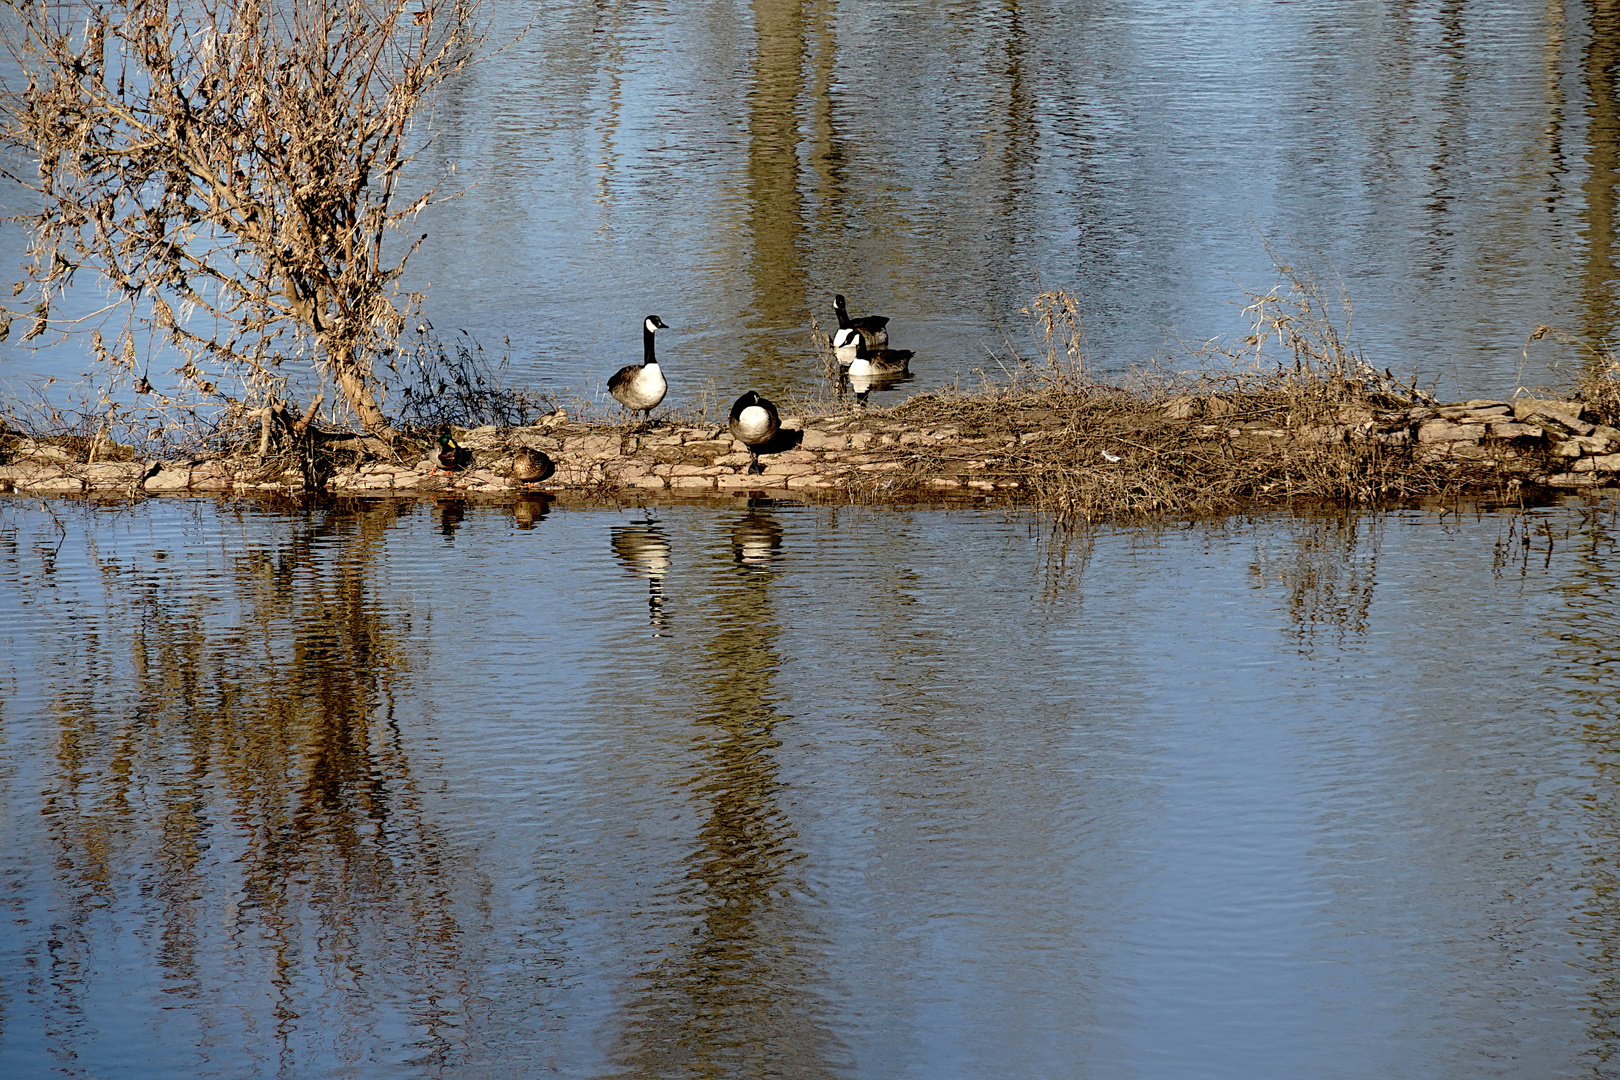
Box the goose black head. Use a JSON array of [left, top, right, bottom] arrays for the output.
[[644, 315, 668, 333], [832, 327, 866, 363]]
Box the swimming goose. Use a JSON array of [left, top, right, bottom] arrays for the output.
[[728, 390, 780, 475], [609, 315, 670, 425], [834, 294, 889, 350], [833, 327, 912, 378]]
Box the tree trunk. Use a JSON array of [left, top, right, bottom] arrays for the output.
[[328, 344, 397, 440]]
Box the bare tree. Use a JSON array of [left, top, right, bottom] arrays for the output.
[[0, 0, 482, 437]]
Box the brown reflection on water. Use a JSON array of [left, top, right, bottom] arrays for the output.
[[1581, 0, 1620, 350], [1547, 504, 1620, 1061], [37, 503, 477, 1070], [1248, 512, 1382, 648], [611, 508, 845, 1078], [740, 0, 826, 379]]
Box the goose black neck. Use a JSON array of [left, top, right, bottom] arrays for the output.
[[835, 296, 850, 329], [643, 324, 658, 366]]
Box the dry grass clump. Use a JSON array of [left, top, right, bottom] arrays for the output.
[[859, 265, 1492, 523], [386, 328, 553, 431], [1538, 325, 1620, 425]]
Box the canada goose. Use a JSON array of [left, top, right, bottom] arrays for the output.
[[832, 327, 912, 378], [427, 428, 469, 475], [512, 446, 555, 483], [609, 315, 670, 426], [728, 390, 780, 475], [834, 293, 889, 350], [834, 327, 913, 406]]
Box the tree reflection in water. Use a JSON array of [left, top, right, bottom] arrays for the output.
[[1546, 503, 1620, 1062], [610, 506, 848, 1079], [18, 502, 482, 1073]]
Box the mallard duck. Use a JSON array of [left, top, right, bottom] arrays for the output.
[[608, 315, 670, 426], [428, 428, 469, 475], [834, 293, 889, 351], [728, 390, 780, 475], [512, 446, 554, 483]]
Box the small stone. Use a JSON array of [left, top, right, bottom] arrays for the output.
[[85, 462, 141, 485], [1417, 420, 1484, 443], [1514, 398, 1593, 435], [1489, 422, 1541, 439], [20, 474, 85, 493], [1545, 472, 1607, 488], [142, 469, 189, 495], [769, 449, 818, 464], [563, 434, 621, 458], [1554, 435, 1609, 458], [799, 429, 848, 451]]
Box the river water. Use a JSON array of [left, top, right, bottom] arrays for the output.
[[2, 0, 1619, 411], [6, 3, 1620, 1077], [3, 493, 1620, 1078]]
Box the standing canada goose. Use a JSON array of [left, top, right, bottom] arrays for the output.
[[728, 390, 780, 475], [512, 446, 555, 483], [609, 315, 670, 426], [834, 293, 889, 350], [427, 427, 469, 475]]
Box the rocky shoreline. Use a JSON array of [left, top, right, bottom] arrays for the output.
[[5, 393, 1620, 506]]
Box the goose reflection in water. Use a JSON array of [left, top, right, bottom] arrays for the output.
[[611, 509, 845, 1075], [843, 360, 914, 407], [511, 494, 552, 530], [732, 509, 783, 569], [611, 516, 672, 633]]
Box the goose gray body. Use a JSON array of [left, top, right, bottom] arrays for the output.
[[728, 390, 781, 474], [609, 315, 670, 421]]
